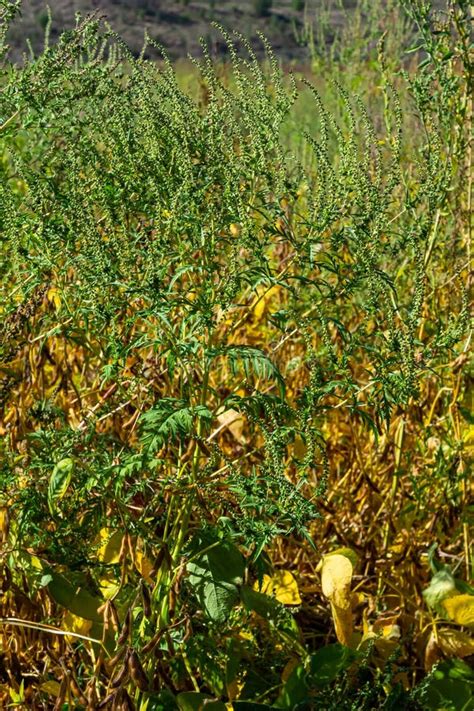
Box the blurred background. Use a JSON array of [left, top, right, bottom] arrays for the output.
[[7, 0, 401, 64]]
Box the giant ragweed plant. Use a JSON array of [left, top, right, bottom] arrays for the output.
[[0, 1, 471, 708]]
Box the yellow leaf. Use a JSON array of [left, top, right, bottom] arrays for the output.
[[437, 628, 474, 658], [293, 435, 306, 459], [0, 508, 9, 543], [40, 680, 61, 696], [30, 556, 43, 571], [135, 550, 154, 583], [253, 285, 280, 322], [443, 594, 474, 627], [47, 287, 61, 310], [351, 592, 365, 607], [256, 570, 301, 605], [321, 554, 353, 609], [227, 677, 244, 702], [381, 623, 401, 640], [98, 573, 120, 600], [331, 604, 353, 647], [96, 528, 123, 564], [321, 554, 354, 646], [63, 611, 92, 641]]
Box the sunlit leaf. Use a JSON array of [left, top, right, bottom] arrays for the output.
[[62, 611, 93, 641], [255, 570, 301, 605], [216, 408, 246, 444], [321, 554, 353, 609], [96, 528, 123, 564], [320, 553, 353, 646], [135, 550, 154, 583], [443, 595, 474, 627], [98, 573, 120, 600], [253, 285, 280, 321]]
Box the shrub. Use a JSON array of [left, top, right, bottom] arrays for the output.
[[0, 1, 471, 708]]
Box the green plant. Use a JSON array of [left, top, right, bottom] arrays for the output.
[[0, 1, 471, 708]]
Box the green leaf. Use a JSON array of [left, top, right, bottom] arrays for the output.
[[47, 571, 103, 622], [176, 692, 226, 711], [423, 569, 458, 614], [423, 659, 474, 711], [240, 584, 281, 619], [187, 531, 245, 623], [141, 691, 178, 711], [47, 458, 74, 514], [140, 399, 213, 452], [309, 644, 358, 687], [234, 704, 280, 710], [274, 662, 308, 709], [209, 345, 286, 398]]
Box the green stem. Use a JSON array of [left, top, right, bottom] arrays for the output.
[[157, 353, 212, 629]]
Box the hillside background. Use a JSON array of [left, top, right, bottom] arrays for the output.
[[7, 0, 372, 63]]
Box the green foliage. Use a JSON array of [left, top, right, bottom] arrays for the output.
[[0, 0, 471, 708], [423, 659, 474, 711], [187, 530, 245, 622], [47, 457, 74, 515]]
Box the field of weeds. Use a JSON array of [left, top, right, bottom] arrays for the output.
[[0, 1, 472, 709]]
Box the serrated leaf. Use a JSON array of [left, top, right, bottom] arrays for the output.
[[209, 345, 285, 398], [140, 399, 212, 453], [48, 458, 74, 514]]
